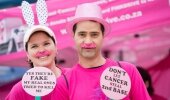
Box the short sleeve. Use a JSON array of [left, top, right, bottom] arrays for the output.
[[120, 62, 151, 100]]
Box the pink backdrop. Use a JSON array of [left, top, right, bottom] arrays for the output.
[[0, 0, 170, 49]]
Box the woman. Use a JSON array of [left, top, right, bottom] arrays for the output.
[[24, 25, 62, 77], [6, 25, 66, 100]]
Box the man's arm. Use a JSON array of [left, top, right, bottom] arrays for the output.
[[51, 74, 69, 100], [123, 62, 151, 100]]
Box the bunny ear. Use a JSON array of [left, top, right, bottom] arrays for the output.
[[21, 1, 34, 27], [36, 0, 48, 25]]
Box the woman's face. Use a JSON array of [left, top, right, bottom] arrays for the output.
[[27, 31, 57, 68]]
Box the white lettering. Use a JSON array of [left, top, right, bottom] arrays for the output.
[[106, 11, 142, 23]]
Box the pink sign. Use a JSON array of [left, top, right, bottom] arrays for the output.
[[22, 67, 56, 96], [100, 66, 131, 99]]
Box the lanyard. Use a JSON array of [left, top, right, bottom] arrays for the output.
[[35, 96, 41, 100]]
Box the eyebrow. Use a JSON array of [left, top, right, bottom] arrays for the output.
[[29, 44, 37, 48], [29, 39, 51, 45], [91, 31, 99, 34], [78, 31, 100, 33], [77, 31, 86, 34]]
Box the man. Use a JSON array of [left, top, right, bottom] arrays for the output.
[[52, 3, 151, 100]]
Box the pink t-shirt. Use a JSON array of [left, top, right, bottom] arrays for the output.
[[5, 81, 52, 100], [52, 59, 151, 100], [5, 67, 68, 100]]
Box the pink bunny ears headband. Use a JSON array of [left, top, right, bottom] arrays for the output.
[[21, 0, 48, 26], [21, 0, 57, 50]]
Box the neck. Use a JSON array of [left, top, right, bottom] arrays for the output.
[[78, 53, 106, 68], [43, 62, 61, 78], [50, 65, 61, 78]]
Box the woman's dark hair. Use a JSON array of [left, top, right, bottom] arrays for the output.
[[73, 20, 105, 35], [26, 31, 57, 68], [137, 66, 154, 95]]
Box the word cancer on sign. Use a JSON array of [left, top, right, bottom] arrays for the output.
[[105, 75, 128, 86]]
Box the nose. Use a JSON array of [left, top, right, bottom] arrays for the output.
[[38, 46, 46, 53], [84, 36, 93, 44]]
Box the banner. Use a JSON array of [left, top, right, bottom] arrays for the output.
[[0, 0, 170, 50]]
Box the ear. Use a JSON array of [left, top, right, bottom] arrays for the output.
[[55, 47, 58, 54], [36, 0, 48, 25], [26, 52, 31, 60], [145, 81, 149, 88], [21, 1, 35, 27]]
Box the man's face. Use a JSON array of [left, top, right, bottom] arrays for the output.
[[73, 20, 104, 59]]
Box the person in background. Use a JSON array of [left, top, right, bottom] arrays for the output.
[[137, 66, 167, 100], [52, 3, 151, 100], [6, 25, 67, 100]]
